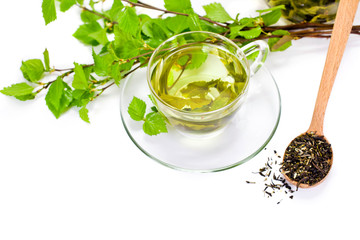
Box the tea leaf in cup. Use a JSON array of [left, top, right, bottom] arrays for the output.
[[208, 87, 238, 111], [160, 95, 212, 110], [180, 79, 219, 98]]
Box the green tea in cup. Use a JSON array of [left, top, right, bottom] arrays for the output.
[[147, 31, 269, 138]]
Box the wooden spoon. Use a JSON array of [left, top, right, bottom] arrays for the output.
[[282, 0, 359, 188]]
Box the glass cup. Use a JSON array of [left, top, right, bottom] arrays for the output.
[[147, 31, 269, 138]]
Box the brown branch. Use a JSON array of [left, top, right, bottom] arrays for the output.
[[128, 51, 153, 62], [92, 62, 148, 100], [263, 23, 360, 35], [76, 1, 360, 41], [263, 22, 337, 31], [231, 33, 331, 44]]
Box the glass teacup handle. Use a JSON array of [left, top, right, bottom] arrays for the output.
[[240, 40, 269, 76]]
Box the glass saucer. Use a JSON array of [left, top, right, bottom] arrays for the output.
[[119, 66, 281, 173]]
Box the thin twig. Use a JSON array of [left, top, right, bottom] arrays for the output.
[[53, 64, 94, 73], [77, 4, 115, 23], [92, 62, 148, 100]]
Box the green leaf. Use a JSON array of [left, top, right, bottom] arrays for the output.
[[203, 2, 233, 23], [60, 0, 76, 12], [128, 96, 168, 136], [118, 6, 140, 37], [200, 20, 225, 33], [70, 89, 92, 107], [20, 59, 45, 83], [272, 30, 290, 36], [143, 112, 168, 136], [110, 63, 122, 86], [150, 106, 158, 112], [109, 0, 124, 21], [237, 26, 262, 39], [238, 17, 256, 27], [73, 63, 89, 90], [229, 25, 244, 39], [113, 26, 142, 59], [88, 28, 109, 45], [89, 0, 95, 9], [164, 15, 189, 34], [261, 9, 282, 26], [92, 49, 116, 77], [0, 83, 35, 101], [229, 17, 256, 39], [164, 0, 192, 13], [128, 96, 146, 121], [45, 77, 73, 118], [46, 77, 65, 110], [256, 5, 286, 14], [187, 13, 202, 31], [79, 106, 90, 123], [83, 65, 94, 81], [73, 21, 103, 46], [268, 35, 292, 51], [120, 60, 135, 74], [42, 0, 57, 25], [14, 94, 36, 101], [142, 19, 169, 39], [80, 10, 101, 23], [92, 49, 107, 76], [43, 48, 50, 71], [268, 30, 292, 51], [142, 19, 170, 47], [138, 14, 152, 28]]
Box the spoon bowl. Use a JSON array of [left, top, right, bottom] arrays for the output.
[[282, 132, 333, 189]]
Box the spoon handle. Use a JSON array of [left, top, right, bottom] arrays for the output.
[[308, 0, 359, 134]]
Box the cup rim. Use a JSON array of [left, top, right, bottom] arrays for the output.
[[146, 30, 251, 117]]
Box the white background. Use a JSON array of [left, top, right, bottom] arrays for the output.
[[1, 0, 360, 239]]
